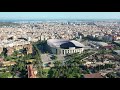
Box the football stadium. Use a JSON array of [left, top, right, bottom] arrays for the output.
[[47, 39, 85, 55]]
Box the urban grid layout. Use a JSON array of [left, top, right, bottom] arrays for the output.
[[0, 12, 120, 78]]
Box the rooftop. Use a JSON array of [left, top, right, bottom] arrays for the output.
[[47, 39, 85, 49], [84, 73, 103, 78]]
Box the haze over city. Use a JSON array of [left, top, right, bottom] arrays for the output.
[[0, 12, 120, 20]]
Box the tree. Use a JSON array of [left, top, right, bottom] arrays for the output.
[[23, 48, 27, 55], [0, 72, 12, 78], [13, 50, 19, 57], [53, 55, 57, 60], [11, 60, 27, 78], [32, 43, 43, 78], [48, 52, 95, 78], [106, 72, 116, 78]]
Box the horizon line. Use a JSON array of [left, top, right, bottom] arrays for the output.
[[1, 18, 120, 20]]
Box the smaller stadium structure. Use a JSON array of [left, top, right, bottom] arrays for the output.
[[47, 39, 85, 55]]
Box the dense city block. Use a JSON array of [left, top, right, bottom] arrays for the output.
[[0, 20, 120, 78]]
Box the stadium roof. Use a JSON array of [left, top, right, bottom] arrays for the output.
[[47, 39, 85, 49]]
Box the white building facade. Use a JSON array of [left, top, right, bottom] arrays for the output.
[[47, 39, 85, 55]]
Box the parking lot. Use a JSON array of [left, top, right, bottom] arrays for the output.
[[41, 54, 65, 64]]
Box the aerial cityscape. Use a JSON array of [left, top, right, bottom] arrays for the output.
[[1, 12, 120, 78]]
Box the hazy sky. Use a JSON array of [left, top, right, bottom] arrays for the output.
[[0, 12, 120, 20]]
